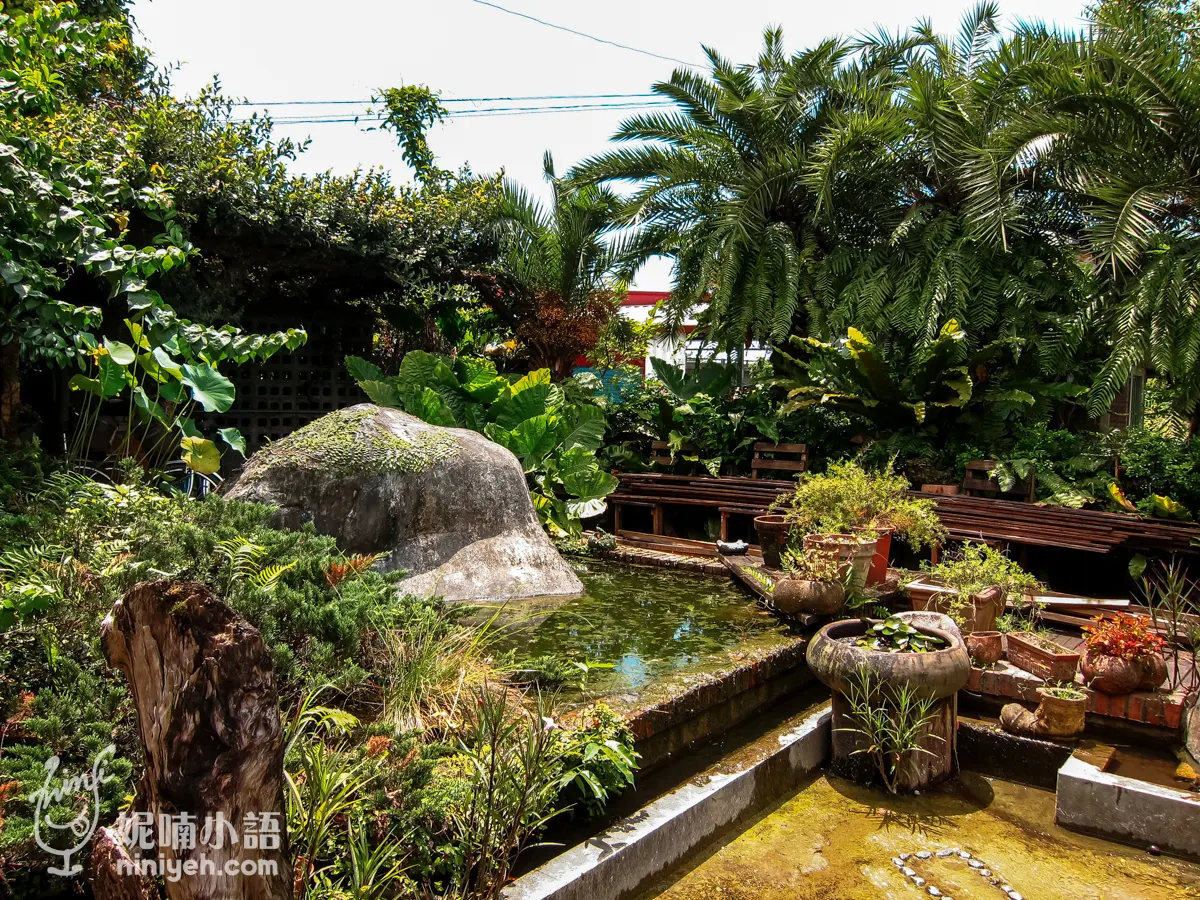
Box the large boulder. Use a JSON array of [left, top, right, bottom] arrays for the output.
[[224, 404, 583, 601]]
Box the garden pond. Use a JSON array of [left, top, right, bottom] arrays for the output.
[[634, 770, 1200, 900], [487, 560, 790, 697]]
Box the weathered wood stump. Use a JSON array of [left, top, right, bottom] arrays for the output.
[[101, 580, 290, 900]]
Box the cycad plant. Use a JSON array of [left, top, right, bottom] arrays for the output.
[[814, 4, 1093, 373], [1050, 0, 1200, 430], [493, 152, 630, 379], [574, 28, 894, 347]]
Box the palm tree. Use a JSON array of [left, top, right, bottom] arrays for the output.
[[1048, 0, 1200, 429], [492, 152, 630, 378], [573, 28, 894, 348]]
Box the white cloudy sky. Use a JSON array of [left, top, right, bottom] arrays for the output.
[[129, 0, 1088, 288]]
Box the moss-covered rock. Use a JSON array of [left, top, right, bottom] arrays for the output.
[[225, 405, 582, 602]]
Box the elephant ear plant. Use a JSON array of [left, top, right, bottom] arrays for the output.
[[347, 352, 618, 535]]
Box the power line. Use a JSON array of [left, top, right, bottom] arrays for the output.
[[231, 93, 660, 107], [464, 0, 702, 68], [258, 102, 673, 126]]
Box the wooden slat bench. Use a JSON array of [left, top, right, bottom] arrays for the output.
[[609, 472, 794, 555], [751, 442, 808, 479]]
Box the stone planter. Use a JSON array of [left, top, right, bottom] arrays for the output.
[[803, 533, 876, 590], [772, 578, 845, 616], [966, 630, 1003, 666], [806, 614, 970, 792], [1005, 632, 1081, 682], [754, 514, 788, 570], [1139, 652, 1169, 692], [906, 579, 1006, 634], [1080, 649, 1142, 695]]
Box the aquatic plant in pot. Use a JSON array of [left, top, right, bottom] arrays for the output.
[[774, 549, 847, 616], [773, 461, 946, 587], [911, 543, 1041, 635], [807, 613, 971, 792], [1080, 613, 1168, 695]]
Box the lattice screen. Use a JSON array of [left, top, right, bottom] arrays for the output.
[[214, 317, 373, 458]]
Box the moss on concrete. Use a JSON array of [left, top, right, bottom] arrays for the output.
[[250, 407, 457, 478]]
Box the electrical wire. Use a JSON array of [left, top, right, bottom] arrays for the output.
[[231, 93, 661, 107], [238, 99, 676, 126], [463, 0, 702, 67]]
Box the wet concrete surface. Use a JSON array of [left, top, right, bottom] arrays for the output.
[[635, 771, 1200, 899]]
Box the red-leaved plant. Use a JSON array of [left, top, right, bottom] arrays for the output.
[[1082, 613, 1165, 661]]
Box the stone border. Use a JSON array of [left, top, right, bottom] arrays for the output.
[[1056, 754, 1200, 858], [500, 707, 832, 900]]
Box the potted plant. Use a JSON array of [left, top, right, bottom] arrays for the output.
[[1005, 631, 1081, 682], [773, 461, 946, 586], [908, 542, 1041, 635], [774, 549, 847, 616], [1000, 683, 1087, 739], [803, 532, 877, 590], [966, 630, 1003, 667], [807, 613, 971, 792], [1080, 613, 1168, 695]]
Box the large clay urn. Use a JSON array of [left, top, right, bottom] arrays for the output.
[[807, 612, 970, 792]]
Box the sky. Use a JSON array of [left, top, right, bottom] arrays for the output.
[[129, 0, 1089, 289]]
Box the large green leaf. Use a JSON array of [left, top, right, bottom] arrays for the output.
[[180, 436, 222, 474], [505, 414, 560, 469], [455, 357, 506, 404], [559, 403, 607, 452], [345, 354, 385, 384], [218, 427, 247, 456], [491, 370, 552, 429], [358, 379, 402, 409], [562, 465, 619, 502], [180, 363, 235, 413], [104, 339, 136, 366], [412, 386, 459, 428]]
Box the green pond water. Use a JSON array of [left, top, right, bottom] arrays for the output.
[[636, 771, 1200, 899], [491, 560, 785, 695]]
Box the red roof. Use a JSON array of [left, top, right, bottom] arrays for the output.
[[622, 290, 670, 307]]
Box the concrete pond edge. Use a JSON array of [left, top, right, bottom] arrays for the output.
[[501, 706, 832, 900], [1056, 753, 1200, 858]]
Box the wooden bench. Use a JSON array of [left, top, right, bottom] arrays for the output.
[[751, 442, 808, 479], [608, 473, 792, 554], [962, 459, 1035, 502]]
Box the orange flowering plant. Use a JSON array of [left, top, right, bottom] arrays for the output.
[[1082, 613, 1165, 660]]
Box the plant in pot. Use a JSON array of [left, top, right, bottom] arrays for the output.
[[775, 549, 847, 616], [1080, 613, 1168, 695], [1000, 682, 1087, 739], [773, 461, 946, 586], [807, 613, 970, 792], [911, 543, 1041, 635]]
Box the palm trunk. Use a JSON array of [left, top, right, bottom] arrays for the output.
[[0, 338, 19, 443]]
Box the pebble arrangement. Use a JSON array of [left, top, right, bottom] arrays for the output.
[[890, 848, 1025, 900]]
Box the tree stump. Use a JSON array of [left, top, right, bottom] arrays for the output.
[[101, 580, 291, 900]]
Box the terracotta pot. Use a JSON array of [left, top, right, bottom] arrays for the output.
[[966, 630, 1003, 666], [753, 515, 788, 570], [1002, 687, 1086, 739], [803, 533, 876, 590], [773, 578, 845, 616], [921, 484, 960, 496], [907, 580, 1006, 634], [852, 526, 893, 586], [1004, 632, 1081, 682], [1138, 652, 1169, 692], [1080, 649, 1142, 695], [1036, 687, 1087, 737]]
